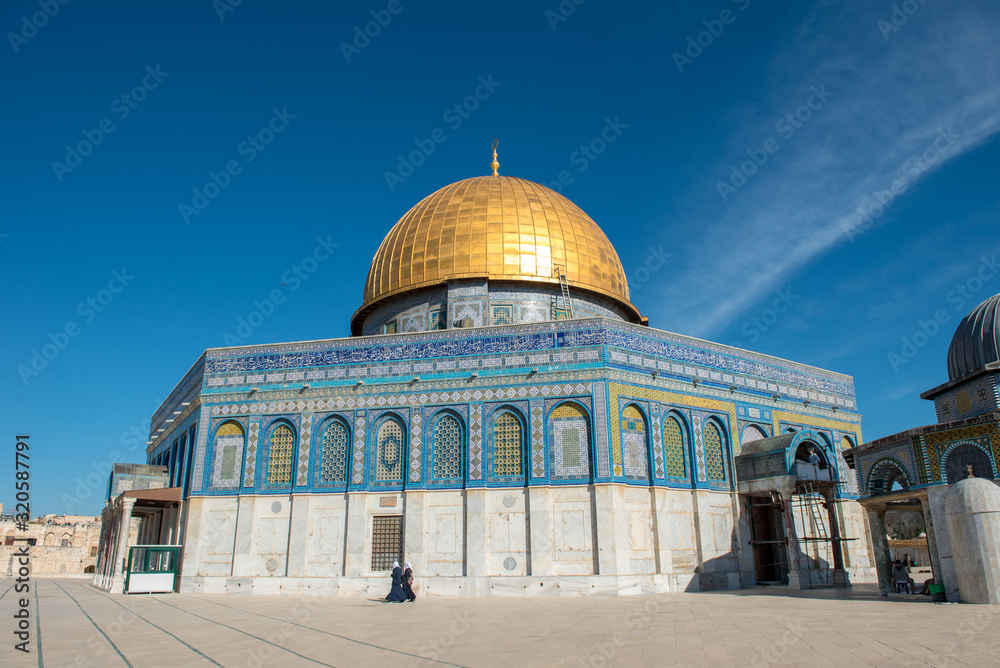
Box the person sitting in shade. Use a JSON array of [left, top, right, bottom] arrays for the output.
[[891, 559, 911, 594], [385, 561, 407, 603], [402, 561, 416, 602]]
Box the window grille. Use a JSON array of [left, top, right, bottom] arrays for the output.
[[370, 515, 403, 571]]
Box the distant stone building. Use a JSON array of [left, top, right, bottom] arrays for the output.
[[1, 515, 103, 575], [97, 160, 876, 596]]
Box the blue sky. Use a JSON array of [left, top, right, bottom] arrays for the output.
[[3, 0, 998, 516]]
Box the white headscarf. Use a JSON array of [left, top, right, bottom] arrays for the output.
[[405, 561, 412, 570], [392, 561, 399, 569]]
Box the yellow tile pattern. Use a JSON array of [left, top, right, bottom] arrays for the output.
[[608, 383, 739, 473], [217, 421, 243, 436], [362, 176, 631, 309], [266, 424, 295, 485], [771, 409, 862, 447], [923, 423, 1000, 481], [551, 402, 587, 419]]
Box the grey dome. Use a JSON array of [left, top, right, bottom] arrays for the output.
[[947, 293, 1000, 380]]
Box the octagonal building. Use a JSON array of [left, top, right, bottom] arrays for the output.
[[94, 161, 876, 596]]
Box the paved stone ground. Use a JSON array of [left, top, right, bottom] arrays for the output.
[[2, 578, 998, 667]]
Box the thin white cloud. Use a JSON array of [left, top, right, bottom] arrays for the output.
[[656, 1, 1000, 338]]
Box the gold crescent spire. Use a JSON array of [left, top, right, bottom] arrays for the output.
[[490, 139, 499, 176]]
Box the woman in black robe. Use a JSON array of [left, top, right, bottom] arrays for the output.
[[385, 561, 407, 602], [402, 561, 416, 602]]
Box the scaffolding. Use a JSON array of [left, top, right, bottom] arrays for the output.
[[745, 480, 858, 589], [791, 479, 858, 588]]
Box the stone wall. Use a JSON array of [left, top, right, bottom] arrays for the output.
[[176, 484, 872, 596]]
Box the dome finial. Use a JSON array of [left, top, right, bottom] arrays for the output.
[[490, 139, 499, 176]]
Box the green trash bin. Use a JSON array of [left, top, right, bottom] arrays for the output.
[[928, 584, 946, 602]]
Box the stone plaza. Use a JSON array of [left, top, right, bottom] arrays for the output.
[[3, 578, 998, 667]]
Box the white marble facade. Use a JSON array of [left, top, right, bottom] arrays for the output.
[[177, 485, 874, 596]]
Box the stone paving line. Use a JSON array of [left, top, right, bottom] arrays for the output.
[[2, 579, 999, 668]]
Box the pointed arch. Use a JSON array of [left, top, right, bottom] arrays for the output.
[[265, 420, 296, 485], [431, 410, 464, 482], [621, 403, 650, 481], [316, 415, 351, 484], [661, 411, 688, 479], [374, 413, 406, 481], [491, 407, 526, 481], [548, 401, 592, 480], [211, 420, 245, 488], [703, 417, 728, 482]]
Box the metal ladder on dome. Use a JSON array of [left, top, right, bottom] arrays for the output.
[[554, 266, 574, 319]]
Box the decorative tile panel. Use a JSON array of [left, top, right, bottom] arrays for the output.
[[620, 404, 649, 480], [594, 382, 610, 478], [410, 411, 422, 483], [244, 419, 260, 488], [550, 402, 590, 479], [297, 413, 312, 486], [353, 412, 366, 485], [530, 400, 545, 478], [469, 404, 483, 480]]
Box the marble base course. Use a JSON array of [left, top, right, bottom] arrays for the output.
[[182, 574, 701, 597]]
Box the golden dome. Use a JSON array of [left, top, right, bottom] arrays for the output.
[[352, 175, 640, 333]]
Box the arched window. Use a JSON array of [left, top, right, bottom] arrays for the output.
[[868, 458, 911, 494], [493, 411, 523, 478], [319, 418, 350, 484], [375, 418, 404, 481], [944, 443, 994, 483], [621, 405, 648, 479], [432, 413, 463, 480], [212, 421, 245, 488], [704, 420, 726, 481], [266, 424, 295, 485], [550, 402, 590, 478], [662, 415, 687, 478]]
